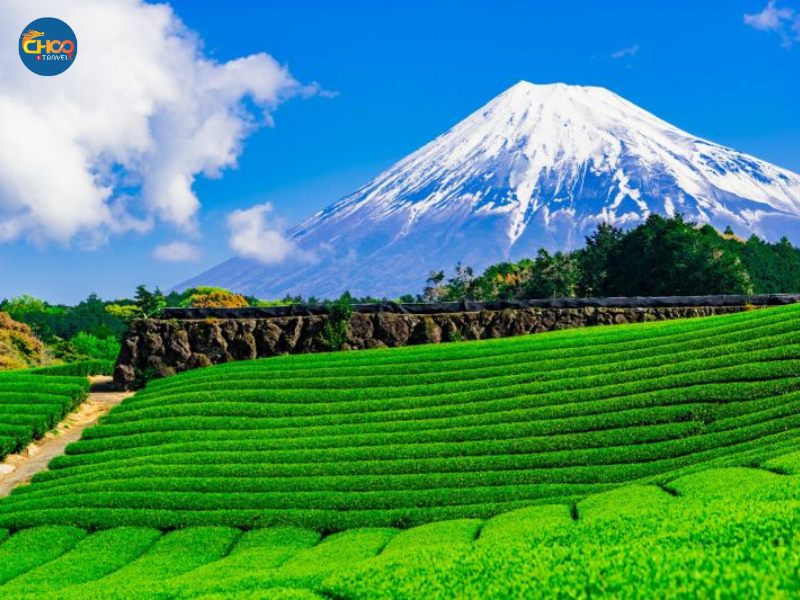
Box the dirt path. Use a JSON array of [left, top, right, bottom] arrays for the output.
[[0, 376, 132, 497]]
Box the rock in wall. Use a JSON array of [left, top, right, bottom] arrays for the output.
[[114, 304, 747, 389]]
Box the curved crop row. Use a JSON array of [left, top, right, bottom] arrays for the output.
[[130, 325, 800, 408], [0, 372, 89, 459], [0, 465, 799, 598]]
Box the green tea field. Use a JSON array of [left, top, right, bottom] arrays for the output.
[[1, 305, 800, 597], [1, 463, 800, 599], [0, 371, 90, 461]]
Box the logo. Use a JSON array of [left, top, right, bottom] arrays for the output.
[[18, 17, 78, 76]]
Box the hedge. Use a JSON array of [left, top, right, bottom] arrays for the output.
[[31, 360, 115, 378]]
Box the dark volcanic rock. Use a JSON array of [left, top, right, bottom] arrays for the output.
[[113, 304, 749, 389]]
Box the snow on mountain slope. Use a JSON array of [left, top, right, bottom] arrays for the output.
[[181, 81, 800, 299]]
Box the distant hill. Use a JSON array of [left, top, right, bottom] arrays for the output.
[[181, 81, 800, 299], [0, 312, 46, 370]]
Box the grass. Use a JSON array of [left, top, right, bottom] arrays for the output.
[[2, 305, 800, 531], [0, 372, 90, 460]]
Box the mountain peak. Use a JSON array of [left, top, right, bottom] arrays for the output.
[[486, 81, 653, 132], [501, 80, 614, 100], [182, 83, 800, 299]]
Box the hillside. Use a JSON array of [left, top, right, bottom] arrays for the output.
[[0, 313, 46, 371], [0, 306, 799, 596], [182, 81, 800, 299], [2, 304, 800, 531]]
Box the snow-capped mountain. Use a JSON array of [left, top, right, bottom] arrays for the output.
[[181, 81, 800, 299]]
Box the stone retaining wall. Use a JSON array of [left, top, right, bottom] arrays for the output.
[[114, 304, 749, 388]]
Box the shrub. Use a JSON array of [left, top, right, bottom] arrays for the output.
[[69, 332, 120, 361], [186, 290, 249, 308], [32, 360, 115, 377]]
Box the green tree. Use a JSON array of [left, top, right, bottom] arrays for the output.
[[522, 250, 580, 298], [605, 215, 752, 296], [70, 332, 121, 361], [443, 263, 476, 301], [423, 271, 447, 303], [134, 285, 166, 318], [0, 293, 125, 341], [417, 215, 797, 302], [576, 223, 624, 297], [164, 291, 183, 307], [322, 291, 353, 350], [106, 304, 142, 323]]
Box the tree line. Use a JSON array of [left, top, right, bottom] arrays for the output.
[[414, 215, 800, 302]]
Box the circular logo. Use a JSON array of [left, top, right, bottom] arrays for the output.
[[18, 17, 78, 76]]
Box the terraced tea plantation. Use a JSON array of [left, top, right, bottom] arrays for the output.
[[0, 464, 800, 598], [3, 305, 800, 530], [2, 305, 800, 597], [0, 371, 90, 461]]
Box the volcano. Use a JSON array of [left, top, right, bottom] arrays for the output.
[[181, 81, 800, 298]]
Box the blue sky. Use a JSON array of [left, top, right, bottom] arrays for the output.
[[1, 0, 798, 303]]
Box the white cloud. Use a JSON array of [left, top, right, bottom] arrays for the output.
[[227, 201, 313, 264], [744, 1, 799, 46], [153, 241, 201, 262], [744, 0, 793, 30], [611, 44, 639, 59], [0, 0, 323, 246]]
